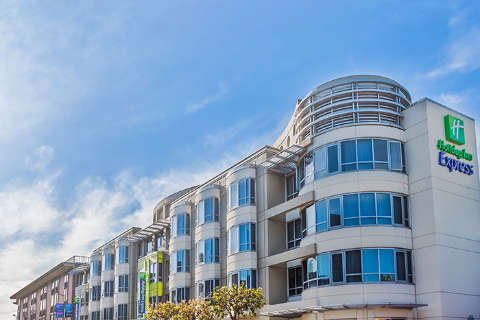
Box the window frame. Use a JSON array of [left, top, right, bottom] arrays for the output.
[[229, 178, 255, 210]]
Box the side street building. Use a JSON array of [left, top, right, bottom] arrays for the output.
[[11, 75, 480, 320]]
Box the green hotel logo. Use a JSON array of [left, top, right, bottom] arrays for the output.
[[444, 114, 465, 145]]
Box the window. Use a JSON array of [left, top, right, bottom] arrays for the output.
[[147, 241, 153, 254], [103, 253, 114, 271], [376, 193, 391, 224], [118, 275, 129, 292], [332, 253, 343, 283], [299, 154, 314, 187], [230, 269, 256, 288], [229, 178, 255, 209], [197, 238, 219, 264], [63, 288, 68, 301], [104, 280, 114, 297], [198, 279, 220, 298], [229, 223, 255, 254], [150, 263, 157, 283], [90, 312, 100, 320], [341, 140, 357, 171], [157, 236, 164, 251], [103, 307, 113, 320], [315, 200, 327, 232], [303, 258, 317, 289], [287, 218, 302, 249], [90, 285, 101, 301], [360, 193, 376, 224], [343, 194, 359, 226], [307, 138, 406, 183], [345, 250, 362, 283], [288, 266, 303, 297], [317, 253, 330, 286], [118, 304, 128, 320], [286, 174, 298, 200], [171, 213, 190, 237], [329, 197, 341, 227], [197, 197, 219, 226], [171, 287, 190, 303], [300, 248, 413, 289], [170, 250, 190, 273], [117, 246, 129, 264]]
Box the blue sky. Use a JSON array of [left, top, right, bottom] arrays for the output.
[[1, 0, 480, 316]]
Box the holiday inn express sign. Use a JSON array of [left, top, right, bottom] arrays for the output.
[[437, 114, 474, 176]]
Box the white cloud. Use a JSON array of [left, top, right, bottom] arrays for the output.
[[24, 145, 55, 171], [0, 153, 236, 319], [438, 93, 465, 108], [185, 83, 229, 114], [426, 28, 480, 78]]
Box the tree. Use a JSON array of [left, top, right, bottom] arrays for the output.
[[147, 299, 216, 320], [210, 285, 265, 320], [146, 301, 179, 320]]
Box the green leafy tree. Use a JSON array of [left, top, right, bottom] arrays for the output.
[[210, 285, 265, 320]]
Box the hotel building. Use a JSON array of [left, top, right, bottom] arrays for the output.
[[11, 75, 480, 320]]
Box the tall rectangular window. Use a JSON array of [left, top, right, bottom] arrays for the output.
[[317, 253, 330, 286], [329, 197, 342, 227], [118, 304, 128, 320], [345, 250, 362, 283], [103, 307, 113, 320], [389, 141, 402, 171], [396, 251, 406, 281], [379, 249, 395, 281], [172, 213, 190, 237], [332, 253, 343, 283], [362, 249, 379, 282], [198, 238, 219, 264], [172, 250, 190, 273], [343, 194, 359, 226], [288, 266, 303, 297], [104, 280, 114, 297], [376, 193, 391, 224], [327, 145, 339, 173], [373, 139, 388, 169], [287, 218, 302, 249], [315, 200, 328, 232], [341, 140, 357, 171], [306, 204, 316, 235], [117, 246, 129, 264], [118, 275, 128, 292], [314, 146, 327, 178], [360, 193, 376, 224], [103, 253, 114, 270], [286, 174, 298, 200], [357, 139, 373, 169], [393, 195, 403, 225]]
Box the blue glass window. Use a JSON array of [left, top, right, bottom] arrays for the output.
[[317, 253, 330, 286], [329, 198, 341, 227], [376, 193, 392, 224], [360, 193, 376, 224], [357, 139, 373, 169], [373, 139, 388, 169], [229, 223, 255, 254], [362, 249, 379, 282], [379, 249, 395, 281], [315, 200, 327, 232], [341, 140, 357, 171], [172, 250, 190, 273], [172, 213, 190, 237], [389, 141, 402, 171], [328, 145, 339, 173], [230, 269, 256, 288], [343, 194, 359, 226], [117, 246, 128, 264], [229, 179, 255, 209], [197, 197, 219, 226]]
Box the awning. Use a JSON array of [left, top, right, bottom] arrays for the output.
[[260, 303, 428, 318], [259, 145, 305, 174], [125, 221, 170, 242]]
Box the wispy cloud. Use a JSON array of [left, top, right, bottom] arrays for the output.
[[185, 83, 229, 114], [24, 145, 55, 172], [426, 27, 480, 78]]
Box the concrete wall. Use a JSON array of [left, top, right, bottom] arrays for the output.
[[404, 99, 480, 320]]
